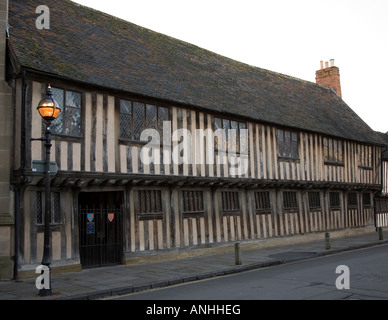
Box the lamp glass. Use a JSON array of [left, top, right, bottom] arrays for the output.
[[37, 98, 61, 120]]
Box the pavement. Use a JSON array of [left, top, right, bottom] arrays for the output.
[[1, 227, 387, 300]]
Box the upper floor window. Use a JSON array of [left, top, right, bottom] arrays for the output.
[[277, 129, 299, 160], [359, 145, 373, 169], [50, 87, 82, 137], [323, 137, 343, 165], [120, 99, 169, 142], [214, 117, 247, 153]]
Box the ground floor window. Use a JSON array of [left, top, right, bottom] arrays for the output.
[[221, 191, 240, 213], [136, 189, 163, 219], [254, 191, 271, 212], [36, 191, 61, 224], [347, 192, 358, 208], [283, 191, 298, 211], [308, 191, 321, 211], [376, 198, 388, 213], [182, 190, 204, 214], [329, 192, 341, 209], [362, 192, 371, 207]]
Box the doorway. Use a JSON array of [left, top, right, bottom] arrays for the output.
[[78, 192, 124, 268]]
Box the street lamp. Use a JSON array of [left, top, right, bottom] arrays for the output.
[[36, 85, 61, 296]]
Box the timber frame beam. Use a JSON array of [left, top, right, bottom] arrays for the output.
[[12, 169, 382, 192]]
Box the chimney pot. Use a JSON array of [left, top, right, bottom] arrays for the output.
[[315, 59, 342, 98]]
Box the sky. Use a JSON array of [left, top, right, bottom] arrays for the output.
[[73, 0, 388, 133]]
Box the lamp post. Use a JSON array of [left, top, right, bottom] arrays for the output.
[[36, 85, 61, 296]]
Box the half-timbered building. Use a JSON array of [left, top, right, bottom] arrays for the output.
[[2, 0, 385, 278], [375, 132, 388, 228]]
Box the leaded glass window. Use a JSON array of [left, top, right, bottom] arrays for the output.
[[36, 191, 61, 225], [50, 87, 82, 137], [323, 137, 344, 165], [277, 129, 299, 160], [213, 117, 247, 153], [120, 99, 169, 142]]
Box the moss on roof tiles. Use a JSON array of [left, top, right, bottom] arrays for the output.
[[8, 0, 379, 144]]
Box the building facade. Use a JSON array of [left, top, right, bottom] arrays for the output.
[[1, 0, 385, 278], [0, 0, 14, 280], [375, 133, 388, 228]]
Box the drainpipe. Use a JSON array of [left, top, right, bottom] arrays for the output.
[[13, 69, 27, 280], [20, 69, 26, 176], [374, 191, 378, 230], [13, 186, 19, 280]]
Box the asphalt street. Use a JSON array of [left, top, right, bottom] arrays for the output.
[[112, 244, 388, 300]]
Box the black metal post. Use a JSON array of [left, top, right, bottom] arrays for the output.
[[39, 121, 52, 296]]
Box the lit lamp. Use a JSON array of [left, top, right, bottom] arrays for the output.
[[36, 84, 61, 296], [37, 85, 61, 120]]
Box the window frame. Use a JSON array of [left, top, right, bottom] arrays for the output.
[[119, 98, 170, 144], [308, 191, 321, 211], [36, 191, 61, 225], [135, 189, 164, 220], [323, 137, 344, 166], [277, 129, 299, 161], [221, 190, 241, 214], [213, 116, 247, 154], [376, 198, 388, 214], [181, 189, 205, 217], [347, 192, 358, 208], [358, 145, 373, 170], [254, 191, 272, 214], [49, 86, 82, 138], [362, 192, 371, 207], [283, 191, 299, 211], [329, 191, 341, 209]]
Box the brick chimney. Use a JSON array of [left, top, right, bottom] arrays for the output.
[[315, 59, 342, 98]]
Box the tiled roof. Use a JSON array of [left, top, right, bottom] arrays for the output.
[[8, 0, 380, 144], [374, 132, 388, 159]]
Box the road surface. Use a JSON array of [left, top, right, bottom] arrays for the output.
[[111, 244, 388, 300]]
